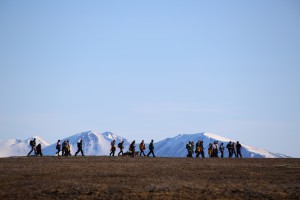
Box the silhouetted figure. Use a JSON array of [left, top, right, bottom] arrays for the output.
[[130, 140, 136, 157], [56, 140, 61, 156], [147, 140, 156, 157], [110, 140, 116, 156], [208, 143, 213, 157], [65, 140, 71, 156], [212, 141, 219, 158], [219, 143, 224, 158], [236, 141, 242, 158], [232, 142, 237, 158], [186, 141, 193, 157], [139, 140, 146, 156], [195, 140, 201, 158], [27, 138, 37, 156], [75, 139, 84, 156], [198, 140, 205, 158], [62, 140, 67, 156], [118, 141, 124, 156], [36, 143, 43, 156], [226, 141, 233, 158]]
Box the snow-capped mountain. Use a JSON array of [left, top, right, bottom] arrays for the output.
[[153, 132, 289, 158], [42, 131, 131, 156], [0, 131, 289, 158], [0, 136, 50, 157]]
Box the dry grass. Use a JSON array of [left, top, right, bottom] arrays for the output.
[[0, 157, 299, 199]]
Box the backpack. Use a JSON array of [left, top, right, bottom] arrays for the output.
[[118, 143, 122, 148], [186, 144, 190, 150], [30, 140, 34, 146], [77, 141, 82, 149]]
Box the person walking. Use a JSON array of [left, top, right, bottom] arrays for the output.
[[56, 140, 61, 156], [226, 141, 233, 158], [110, 140, 116, 156], [186, 142, 191, 157], [212, 141, 219, 158], [232, 142, 237, 158], [186, 141, 194, 157], [27, 138, 37, 156], [118, 141, 124, 156], [139, 140, 146, 156], [195, 140, 201, 158], [208, 143, 213, 158], [130, 140, 136, 157], [147, 140, 156, 157], [236, 141, 242, 158], [61, 140, 66, 156], [75, 139, 84, 156], [65, 140, 72, 156], [36, 143, 43, 156], [219, 143, 225, 158], [199, 140, 205, 158]]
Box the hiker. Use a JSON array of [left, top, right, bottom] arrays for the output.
[[208, 143, 213, 158], [27, 138, 37, 156], [212, 141, 219, 158], [36, 143, 43, 156], [118, 141, 124, 156], [75, 139, 84, 156], [186, 142, 191, 157], [236, 141, 242, 158], [139, 140, 146, 156], [219, 143, 225, 158], [226, 141, 233, 158], [195, 140, 201, 158], [232, 142, 237, 158], [147, 139, 156, 157], [130, 140, 136, 157], [191, 141, 195, 157], [62, 140, 66, 156], [188, 141, 194, 157], [110, 140, 116, 156], [65, 140, 71, 156], [56, 140, 61, 156], [186, 141, 193, 157]]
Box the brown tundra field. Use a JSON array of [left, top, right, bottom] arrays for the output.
[[0, 157, 299, 199]]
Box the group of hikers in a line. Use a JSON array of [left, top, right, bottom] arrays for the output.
[[186, 140, 242, 158], [109, 139, 156, 157], [27, 138, 242, 158], [27, 138, 84, 157], [27, 138, 156, 157]]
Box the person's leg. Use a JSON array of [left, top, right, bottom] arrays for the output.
[[152, 151, 156, 157], [33, 147, 37, 156], [28, 146, 34, 156]]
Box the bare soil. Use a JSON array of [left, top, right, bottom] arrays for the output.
[[0, 157, 299, 199]]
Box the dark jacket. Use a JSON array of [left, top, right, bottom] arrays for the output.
[[149, 142, 154, 151]]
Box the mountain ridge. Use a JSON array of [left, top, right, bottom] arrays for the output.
[[0, 131, 290, 158]]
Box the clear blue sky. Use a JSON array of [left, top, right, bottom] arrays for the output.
[[0, 1, 299, 157]]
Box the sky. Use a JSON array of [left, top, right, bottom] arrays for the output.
[[0, 1, 299, 157]]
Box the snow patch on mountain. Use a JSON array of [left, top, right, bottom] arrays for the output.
[[0, 131, 290, 158], [0, 136, 50, 157], [154, 132, 289, 158], [42, 131, 131, 156]]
